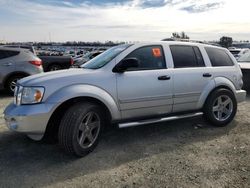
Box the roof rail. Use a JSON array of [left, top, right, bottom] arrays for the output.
[[161, 38, 221, 46], [162, 38, 205, 43]]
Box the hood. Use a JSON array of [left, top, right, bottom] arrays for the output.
[[18, 68, 96, 86], [238, 62, 250, 69]]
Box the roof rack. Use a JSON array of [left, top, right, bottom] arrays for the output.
[[162, 38, 205, 43], [161, 38, 221, 47]]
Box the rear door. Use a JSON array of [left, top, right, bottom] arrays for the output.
[[0, 49, 18, 85], [116, 45, 173, 119], [170, 45, 213, 112]]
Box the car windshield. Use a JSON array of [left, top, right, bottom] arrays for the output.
[[81, 44, 132, 69], [238, 51, 250, 62]]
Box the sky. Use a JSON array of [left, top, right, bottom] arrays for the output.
[[0, 0, 249, 42]]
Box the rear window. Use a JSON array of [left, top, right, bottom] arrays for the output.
[[170, 45, 205, 68], [205, 47, 234, 66], [0, 50, 20, 59]]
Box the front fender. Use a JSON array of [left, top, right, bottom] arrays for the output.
[[46, 84, 121, 120]]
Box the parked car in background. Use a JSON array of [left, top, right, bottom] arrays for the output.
[[229, 48, 249, 60], [3, 45, 74, 72], [0, 47, 43, 93], [38, 56, 73, 72], [3, 45, 36, 55], [72, 50, 104, 67], [4, 41, 246, 157], [237, 51, 250, 89]]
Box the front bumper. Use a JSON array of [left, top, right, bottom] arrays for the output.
[[235, 90, 246, 103], [4, 102, 55, 139]]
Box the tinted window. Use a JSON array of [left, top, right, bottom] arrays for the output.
[[0, 50, 19, 60], [205, 47, 234, 66], [124, 45, 166, 71], [170, 45, 205, 68]]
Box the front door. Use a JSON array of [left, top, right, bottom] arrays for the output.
[[116, 45, 173, 119]]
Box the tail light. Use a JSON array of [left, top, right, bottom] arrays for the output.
[[29, 60, 42, 66], [70, 58, 74, 65]]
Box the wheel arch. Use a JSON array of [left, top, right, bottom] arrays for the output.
[[197, 77, 236, 109], [43, 96, 113, 141], [3, 71, 30, 88], [43, 84, 121, 141]]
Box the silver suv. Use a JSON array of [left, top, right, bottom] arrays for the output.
[[4, 42, 246, 157], [0, 47, 43, 93]]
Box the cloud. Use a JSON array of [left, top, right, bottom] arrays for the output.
[[138, 0, 167, 8], [0, 0, 250, 42], [181, 2, 223, 13]]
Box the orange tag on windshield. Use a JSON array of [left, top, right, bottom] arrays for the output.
[[152, 48, 162, 57]]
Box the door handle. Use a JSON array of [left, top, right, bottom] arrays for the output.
[[3, 63, 13, 66], [158, 75, 171, 80], [203, 73, 212, 77]]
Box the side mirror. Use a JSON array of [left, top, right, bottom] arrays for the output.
[[113, 58, 139, 73]]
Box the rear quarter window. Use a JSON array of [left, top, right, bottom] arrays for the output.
[[205, 47, 234, 66], [0, 50, 20, 60]]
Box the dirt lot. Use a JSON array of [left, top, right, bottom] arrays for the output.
[[0, 91, 249, 188]]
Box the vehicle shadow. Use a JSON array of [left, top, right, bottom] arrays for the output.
[[0, 116, 238, 187], [0, 90, 12, 98]]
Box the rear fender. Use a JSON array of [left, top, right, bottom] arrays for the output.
[[197, 77, 236, 109]]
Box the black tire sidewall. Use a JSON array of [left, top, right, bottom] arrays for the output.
[[59, 103, 105, 157], [204, 88, 237, 127], [49, 64, 61, 71], [6, 75, 24, 93]]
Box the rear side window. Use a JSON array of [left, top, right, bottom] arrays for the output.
[[170, 45, 205, 68], [125, 45, 166, 71], [0, 50, 19, 60], [205, 47, 234, 66]]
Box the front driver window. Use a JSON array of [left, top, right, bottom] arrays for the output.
[[124, 45, 166, 71]]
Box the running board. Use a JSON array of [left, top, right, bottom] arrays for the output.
[[118, 112, 203, 128]]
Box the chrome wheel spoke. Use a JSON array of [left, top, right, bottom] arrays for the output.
[[85, 112, 94, 125], [79, 123, 85, 131], [218, 96, 223, 105], [218, 111, 223, 120], [223, 107, 230, 115], [87, 132, 94, 142], [88, 121, 99, 131], [79, 133, 87, 146], [213, 105, 219, 112], [223, 98, 231, 106]]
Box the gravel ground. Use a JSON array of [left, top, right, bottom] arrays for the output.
[[0, 90, 249, 188]]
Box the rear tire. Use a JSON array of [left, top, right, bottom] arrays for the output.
[[48, 64, 61, 71], [203, 88, 237, 127], [5, 75, 25, 94], [58, 102, 105, 157]]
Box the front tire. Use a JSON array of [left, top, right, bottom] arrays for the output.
[[203, 88, 237, 127], [58, 102, 104, 157]]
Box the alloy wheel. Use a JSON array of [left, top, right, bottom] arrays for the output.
[[77, 112, 101, 149]]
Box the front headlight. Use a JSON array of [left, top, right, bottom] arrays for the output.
[[15, 86, 45, 105], [22, 87, 45, 104]]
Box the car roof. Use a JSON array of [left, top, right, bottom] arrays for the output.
[[0, 46, 29, 52], [133, 41, 226, 50]]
